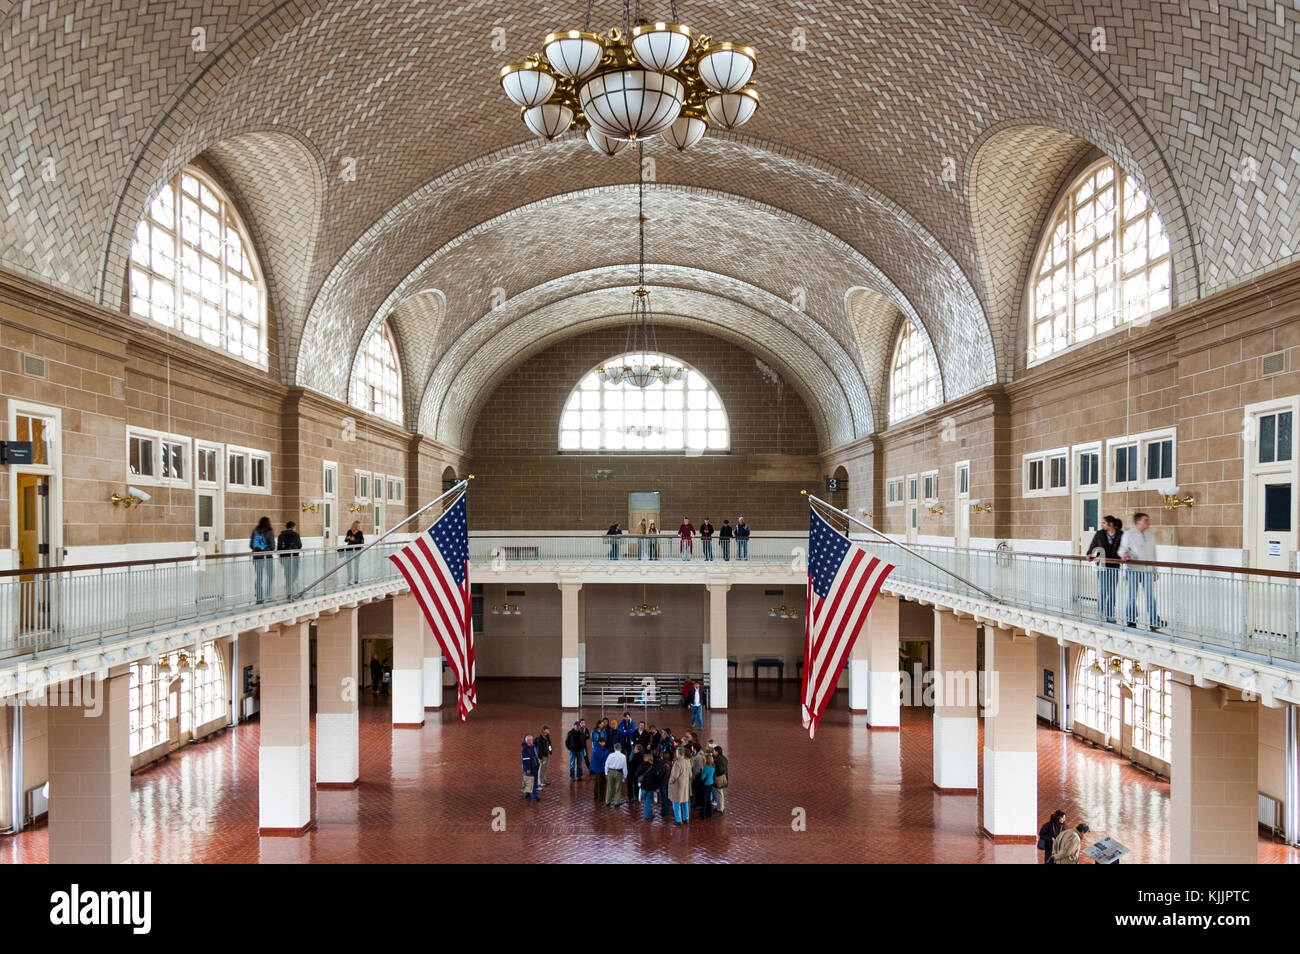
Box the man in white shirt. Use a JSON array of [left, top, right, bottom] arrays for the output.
[[604, 744, 628, 806], [690, 682, 704, 728], [1119, 512, 1162, 631]]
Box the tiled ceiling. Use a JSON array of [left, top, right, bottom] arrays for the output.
[[3, 0, 1295, 450]]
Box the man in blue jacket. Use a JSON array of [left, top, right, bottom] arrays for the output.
[[616, 712, 636, 752], [521, 734, 541, 801]]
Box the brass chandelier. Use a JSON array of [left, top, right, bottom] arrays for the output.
[[498, 1, 759, 152]]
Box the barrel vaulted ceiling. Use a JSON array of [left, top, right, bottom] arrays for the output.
[[3, 0, 1296, 451]]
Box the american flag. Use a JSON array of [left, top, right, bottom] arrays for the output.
[[389, 493, 476, 722], [801, 507, 895, 739]]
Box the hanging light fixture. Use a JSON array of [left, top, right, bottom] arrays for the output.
[[498, 2, 758, 152]]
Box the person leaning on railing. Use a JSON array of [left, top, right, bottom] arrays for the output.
[[734, 517, 750, 560], [1084, 515, 1123, 624], [250, 517, 276, 603], [277, 520, 303, 597], [343, 520, 364, 584], [605, 522, 622, 561], [718, 519, 733, 561]]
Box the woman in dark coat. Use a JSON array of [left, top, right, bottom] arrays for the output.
[[250, 517, 275, 603], [1038, 809, 1066, 864], [1085, 516, 1123, 623]]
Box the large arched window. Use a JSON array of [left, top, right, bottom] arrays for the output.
[[889, 321, 941, 424], [1074, 648, 1121, 742], [560, 353, 729, 452], [350, 322, 403, 425], [1029, 158, 1171, 363], [128, 167, 267, 366], [127, 640, 226, 757]]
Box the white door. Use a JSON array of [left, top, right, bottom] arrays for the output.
[[322, 461, 338, 548], [1250, 474, 1295, 572], [954, 462, 970, 548], [906, 473, 918, 546], [1073, 447, 1102, 553], [195, 443, 224, 555]]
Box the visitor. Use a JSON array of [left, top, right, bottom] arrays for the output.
[[712, 744, 729, 814], [1038, 809, 1066, 864], [604, 743, 628, 806], [616, 711, 636, 751], [627, 743, 645, 803], [719, 519, 733, 560], [648, 520, 659, 560], [669, 747, 692, 824], [591, 738, 610, 803], [657, 729, 675, 818], [678, 515, 695, 561], [369, 654, 383, 698], [690, 680, 704, 728], [343, 520, 365, 584], [250, 517, 276, 602], [634, 720, 652, 753], [699, 517, 714, 561], [681, 676, 694, 709], [637, 753, 661, 820], [690, 741, 706, 815], [606, 521, 622, 560], [636, 517, 648, 560], [735, 517, 750, 560], [521, 734, 541, 802], [579, 719, 591, 773], [565, 720, 585, 780], [593, 717, 610, 752], [381, 657, 392, 696], [536, 724, 553, 788], [277, 520, 303, 597], [698, 750, 716, 818], [1085, 516, 1123, 623], [1119, 512, 1161, 631], [1052, 823, 1090, 864]]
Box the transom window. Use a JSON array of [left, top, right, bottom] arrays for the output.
[[560, 354, 729, 452], [129, 167, 267, 366], [1030, 158, 1171, 363], [350, 323, 403, 425], [889, 321, 941, 424]]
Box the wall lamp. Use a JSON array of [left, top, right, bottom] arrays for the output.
[[111, 486, 151, 508], [857, 509, 873, 519], [1159, 486, 1195, 509], [349, 502, 369, 513], [301, 498, 324, 513], [970, 499, 993, 514], [926, 504, 945, 516]]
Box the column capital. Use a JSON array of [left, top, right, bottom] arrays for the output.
[[706, 581, 731, 593], [557, 581, 584, 592]]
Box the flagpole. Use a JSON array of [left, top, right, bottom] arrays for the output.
[[292, 476, 474, 601], [802, 491, 1001, 603]]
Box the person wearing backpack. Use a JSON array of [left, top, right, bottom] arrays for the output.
[[343, 520, 365, 584], [250, 517, 275, 603], [277, 520, 303, 597]]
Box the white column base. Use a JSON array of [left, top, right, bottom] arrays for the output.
[[709, 657, 728, 709], [933, 714, 978, 789], [848, 658, 869, 711], [562, 656, 579, 708], [316, 711, 359, 785], [701, 642, 710, 678], [423, 656, 443, 708], [867, 669, 900, 727], [392, 668, 424, 726], [982, 747, 1038, 836], [259, 743, 311, 830]]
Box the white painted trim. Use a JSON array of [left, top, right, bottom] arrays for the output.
[[316, 711, 359, 785], [259, 743, 311, 830], [982, 747, 1038, 836]]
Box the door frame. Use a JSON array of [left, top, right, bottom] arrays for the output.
[[1244, 396, 1300, 568], [322, 460, 338, 548], [953, 460, 970, 548], [1071, 441, 1103, 555], [6, 401, 62, 569], [905, 472, 919, 545], [194, 440, 225, 554]]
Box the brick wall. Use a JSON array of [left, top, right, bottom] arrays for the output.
[[465, 327, 822, 530]]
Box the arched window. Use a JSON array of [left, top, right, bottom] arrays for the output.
[[128, 167, 267, 366], [1029, 158, 1171, 363], [1074, 648, 1121, 742], [127, 640, 226, 757], [560, 353, 729, 452], [889, 321, 940, 424], [350, 323, 403, 425]]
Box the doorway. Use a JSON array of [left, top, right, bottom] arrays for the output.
[[906, 473, 918, 546], [322, 460, 338, 548], [1243, 400, 1298, 638], [954, 461, 970, 548], [16, 473, 51, 633], [195, 442, 225, 555], [628, 491, 660, 557], [1073, 444, 1102, 554]]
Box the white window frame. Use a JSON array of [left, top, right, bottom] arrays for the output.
[[125, 427, 192, 488], [354, 469, 371, 503], [387, 475, 404, 504], [1107, 428, 1175, 491], [886, 476, 903, 507], [955, 460, 970, 499], [1023, 447, 1069, 498], [322, 460, 338, 497], [907, 473, 919, 503], [195, 441, 223, 488], [1073, 441, 1102, 490], [920, 469, 939, 504], [226, 444, 271, 495]]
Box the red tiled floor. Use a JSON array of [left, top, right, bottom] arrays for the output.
[[1, 680, 1296, 863]]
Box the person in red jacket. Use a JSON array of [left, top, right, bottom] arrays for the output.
[[678, 516, 695, 561]]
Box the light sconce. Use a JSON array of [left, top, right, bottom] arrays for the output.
[[970, 500, 993, 514], [156, 656, 173, 678], [857, 510, 873, 519], [1159, 486, 1194, 509], [195, 654, 209, 673], [301, 498, 324, 513], [111, 486, 152, 508], [493, 603, 522, 616], [177, 652, 191, 673], [768, 604, 799, 621], [349, 502, 369, 513], [926, 504, 945, 516]]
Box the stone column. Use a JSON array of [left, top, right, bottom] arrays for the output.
[[422, 615, 443, 710], [982, 626, 1038, 840], [933, 611, 979, 791], [259, 620, 313, 834], [848, 629, 869, 712], [1171, 682, 1259, 864], [315, 607, 359, 787], [47, 673, 131, 863], [866, 593, 901, 729], [708, 583, 730, 709], [559, 582, 582, 709], [391, 593, 425, 727]]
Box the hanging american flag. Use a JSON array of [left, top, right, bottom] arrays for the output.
[[802, 506, 895, 739], [389, 492, 476, 722]]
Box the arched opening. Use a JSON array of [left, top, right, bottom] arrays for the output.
[[442, 466, 458, 493], [828, 465, 849, 512]]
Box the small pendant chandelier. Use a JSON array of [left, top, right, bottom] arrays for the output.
[[499, 2, 759, 151], [598, 168, 685, 389]]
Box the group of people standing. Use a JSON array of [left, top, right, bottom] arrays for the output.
[[247, 517, 368, 602], [542, 715, 729, 823], [605, 516, 751, 561], [1084, 511, 1164, 630], [1037, 809, 1092, 864]]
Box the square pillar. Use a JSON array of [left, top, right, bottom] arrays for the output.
[[260, 620, 313, 834], [866, 594, 901, 729], [982, 627, 1038, 840], [848, 628, 869, 711], [708, 583, 730, 709], [1171, 683, 1259, 864], [422, 615, 443, 710], [559, 582, 582, 708], [391, 593, 425, 727], [933, 611, 979, 791], [47, 674, 131, 863], [316, 607, 359, 787]]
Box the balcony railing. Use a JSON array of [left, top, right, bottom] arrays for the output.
[[2, 533, 1298, 670]]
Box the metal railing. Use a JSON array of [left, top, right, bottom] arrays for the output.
[[579, 671, 710, 717], [3, 532, 1300, 670]]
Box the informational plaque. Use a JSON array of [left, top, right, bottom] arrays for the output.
[[1082, 836, 1129, 864]]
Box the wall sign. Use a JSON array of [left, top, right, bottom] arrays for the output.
[[1268, 540, 1282, 557], [1044, 669, 1055, 699], [825, 476, 841, 493], [0, 441, 34, 465]]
